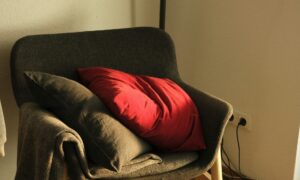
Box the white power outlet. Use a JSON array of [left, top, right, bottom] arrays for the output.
[[228, 110, 252, 131]]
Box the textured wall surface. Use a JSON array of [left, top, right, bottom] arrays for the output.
[[166, 1, 300, 179]]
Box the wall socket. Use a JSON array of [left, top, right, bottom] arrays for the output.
[[229, 110, 252, 131]]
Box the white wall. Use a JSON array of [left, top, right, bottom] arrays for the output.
[[166, 0, 300, 180], [0, 1, 133, 179]]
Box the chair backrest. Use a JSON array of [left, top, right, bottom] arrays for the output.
[[11, 27, 180, 107]]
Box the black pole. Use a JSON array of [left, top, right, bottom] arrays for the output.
[[159, 0, 166, 30]]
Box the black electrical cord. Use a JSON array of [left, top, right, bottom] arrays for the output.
[[220, 117, 254, 180], [222, 140, 245, 179], [221, 139, 234, 177], [236, 123, 242, 174], [222, 141, 252, 179], [236, 118, 246, 175]]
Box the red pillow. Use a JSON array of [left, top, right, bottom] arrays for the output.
[[78, 67, 206, 152]]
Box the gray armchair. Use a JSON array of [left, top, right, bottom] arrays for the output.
[[11, 27, 232, 180]]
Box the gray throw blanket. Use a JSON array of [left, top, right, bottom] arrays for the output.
[[16, 103, 89, 179], [0, 100, 6, 157], [16, 103, 200, 180], [16, 103, 164, 180]]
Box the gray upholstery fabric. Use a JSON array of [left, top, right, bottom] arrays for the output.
[[24, 71, 160, 172], [11, 27, 233, 179], [11, 27, 179, 107], [16, 103, 201, 180], [16, 103, 82, 180]]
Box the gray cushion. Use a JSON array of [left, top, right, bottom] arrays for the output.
[[24, 71, 161, 172], [19, 102, 201, 180], [89, 151, 199, 179]]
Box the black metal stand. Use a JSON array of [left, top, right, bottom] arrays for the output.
[[159, 0, 166, 30]]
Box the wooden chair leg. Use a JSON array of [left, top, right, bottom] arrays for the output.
[[211, 148, 222, 180]]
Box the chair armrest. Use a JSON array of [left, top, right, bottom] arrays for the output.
[[179, 82, 233, 166]]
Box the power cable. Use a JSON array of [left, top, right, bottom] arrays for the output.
[[220, 117, 254, 180]]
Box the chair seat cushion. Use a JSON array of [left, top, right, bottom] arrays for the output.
[[89, 151, 200, 179], [78, 67, 206, 152], [24, 71, 161, 172]]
